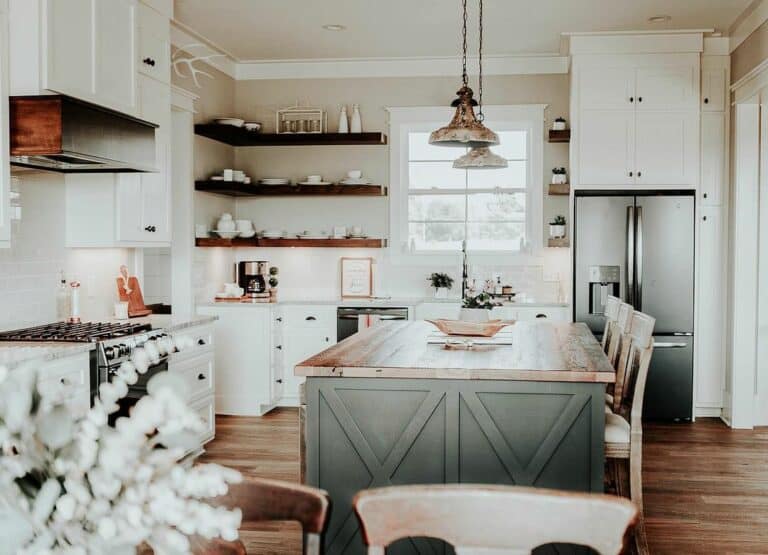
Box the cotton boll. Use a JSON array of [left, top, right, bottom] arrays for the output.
[[112, 379, 129, 399], [146, 372, 189, 401], [97, 517, 117, 540], [87, 402, 109, 427], [132, 349, 150, 374], [37, 405, 75, 450], [143, 341, 160, 363], [32, 479, 62, 523], [3, 383, 33, 432], [54, 494, 77, 521], [99, 382, 120, 406]]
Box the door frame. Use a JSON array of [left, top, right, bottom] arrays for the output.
[[728, 65, 767, 428]]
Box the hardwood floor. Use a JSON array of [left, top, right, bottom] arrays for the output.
[[201, 410, 768, 554]]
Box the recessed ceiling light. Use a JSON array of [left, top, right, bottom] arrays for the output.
[[648, 15, 671, 23], [322, 24, 346, 31]]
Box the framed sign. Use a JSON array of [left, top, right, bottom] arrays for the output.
[[340, 257, 373, 298]]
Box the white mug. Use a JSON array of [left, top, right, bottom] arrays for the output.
[[223, 282, 241, 295], [347, 170, 362, 179], [333, 225, 347, 238], [195, 224, 209, 238], [306, 175, 322, 183]]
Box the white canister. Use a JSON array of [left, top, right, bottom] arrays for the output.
[[68, 281, 81, 323]]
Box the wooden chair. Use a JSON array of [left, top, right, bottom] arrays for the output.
[[605, 302, 634, 412], [191, 476, 332, 555], [354, 484, 638, 555], [601, 294, 622, 354], [604, 311, 656, 555]]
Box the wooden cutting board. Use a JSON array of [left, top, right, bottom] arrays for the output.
[[116, 265, 152, 318]]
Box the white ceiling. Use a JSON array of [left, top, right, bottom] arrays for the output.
[[173, 0, 752, 61]]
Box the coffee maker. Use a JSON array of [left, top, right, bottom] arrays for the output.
[[238, 261, 269, 298]]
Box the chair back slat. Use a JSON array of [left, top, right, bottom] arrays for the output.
[[601, 295, 622, 353], [196, 476, 331, 555], [354, 485, 638, 555], [610, 303, 634, 409]]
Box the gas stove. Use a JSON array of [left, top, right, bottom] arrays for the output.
[[0, 321, 154, 343]]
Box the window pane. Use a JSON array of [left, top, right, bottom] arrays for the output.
[[409, 222, 465, 251], [409, 194, 466, 221], [467, 222, 526, 251], [408, 132, 459, 161], [467, 161, 527, 189], [409, 161, 466, 190], [467, 192, 526, 222], [494, 130, 527, 159]]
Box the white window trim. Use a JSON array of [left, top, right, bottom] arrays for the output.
[[386, 104, 546, 266]]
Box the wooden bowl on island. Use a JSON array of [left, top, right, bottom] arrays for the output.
[[426, 319, 513, 337]]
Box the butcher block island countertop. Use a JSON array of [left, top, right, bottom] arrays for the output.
[[295, 320, 615, 383]]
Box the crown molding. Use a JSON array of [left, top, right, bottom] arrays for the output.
[[567, 31, 707, 55], [235, 54, 569, 81], [729, 0, 768, 53]]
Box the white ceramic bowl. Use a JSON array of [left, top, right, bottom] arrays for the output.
[[217, 221, 236, 232], [347, 170, 363, 179], [214, 118, 245, 127], [244, 121, 262, 132], [238, 229, 257, 238], [213, 230, 240, 239]]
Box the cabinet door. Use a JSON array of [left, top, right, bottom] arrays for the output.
[[701, 67, 727, 112], [94, 0, 136, 114], [43, 0, 95, 100], [578, 66, 635, 110], [137, 2, 169, 83], [701, 112, 726, 206], [115, 174, 144, 242], [696, 207, 726, 409], [635, 65, 698, 111], [282, 330, 333, 405], [137, 75, 170, 242], [578, 110, 635, 186], [635, 111, 698, 186]]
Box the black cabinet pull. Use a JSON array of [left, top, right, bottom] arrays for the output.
[[703, 193, 708, 199], [628, 171, 633, 177], [629, 97, 634, 103], [704, 98, 709, 104], [703, 215, 708, 222], [144, 225, 157, 233], [305, 316, 317, 321], [638, 97, 643, 103], [143, 57, 156, 67], [325, 337, 330, 342], [197, 339, 206, 345], [276, 345, 282, 350], [276, 379, 283, 384], [276, 317, 283, 322], [197, 373, 206, 380], [535, 314, 547, 319]]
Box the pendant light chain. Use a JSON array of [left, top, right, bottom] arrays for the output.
[[477, 0, 484, 122], [461, 0, 469, 87]]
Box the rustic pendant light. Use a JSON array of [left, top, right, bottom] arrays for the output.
[[429, 0, 499, 148], [453, 0, 507, 169]]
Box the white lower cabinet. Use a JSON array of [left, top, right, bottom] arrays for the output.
[[35, 352, 91, 418], [416, 303, 569, 322], [274, 305, 337, 406], [197, 305, 277, 416], [415, 302, 461, 320]]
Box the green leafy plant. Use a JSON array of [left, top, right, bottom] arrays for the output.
[[462, 292, 498, 310], [427, 272, 454, 290], [550, 215, 566, 226]]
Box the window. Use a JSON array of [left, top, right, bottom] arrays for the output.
[[388, 106, 544, 263]]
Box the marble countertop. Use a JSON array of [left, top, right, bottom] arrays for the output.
[[198, 297, 569, 308], [295, 321, 615, 383]]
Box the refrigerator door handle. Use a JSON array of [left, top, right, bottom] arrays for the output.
[[626, 206, 635, 305], [653, 342, 688, 349], [635, 206, 643, 310]]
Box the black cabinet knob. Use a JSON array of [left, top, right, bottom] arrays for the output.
[[637, 171, 642, 178], [143, 57, 156, 67], [703, 215, 708, 222], [638, 97, 643, 102], [197, 339, 206, 345], [276, 379, 283, 384], [629, 97, 634, 103], [276, 317, 283, 322], [703, 193, 708, 199], [305, 316, 317, 321], [276, 345, 282, 350], [628, 171, 633, 177], [704, 98, 709, 104], [197, 373, 206, 380]]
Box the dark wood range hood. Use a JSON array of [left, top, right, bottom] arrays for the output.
[[9, 95, 158, 173]]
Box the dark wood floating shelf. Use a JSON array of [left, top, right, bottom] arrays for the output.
[[547, 237, 570, 248], [548, 129, 571, 143], [195, 125, 388, 147], [196, 237, 387, 248], [548, 183, 570, 196], [195, 181, 387, 197]]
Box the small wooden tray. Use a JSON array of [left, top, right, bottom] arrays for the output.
[[426, 319, 514, 337]]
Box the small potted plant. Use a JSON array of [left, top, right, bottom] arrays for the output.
[[552, 116, 567, 131], [269, 266, 279, 301], [551, 167, 568, 184], [460, 292, 498, 322], [549, 215, 566, 239], [428, 272, 454, 299]]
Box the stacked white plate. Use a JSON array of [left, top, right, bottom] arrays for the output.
[[340, 178, 372, 185], [298, 181, 332, 186], [261, 230, 285, 239], [259, 178, 291, 185]]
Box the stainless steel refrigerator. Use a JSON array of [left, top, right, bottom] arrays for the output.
[[573, 191, 695, 421]]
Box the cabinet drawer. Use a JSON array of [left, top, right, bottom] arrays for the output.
[[171, 353, 214, 402], [137, 3, 169, 84], [170, 324, 214, 364], [278, 305, 336, 330], [190, 396, 215, 445], [37, 356, 89, 395]]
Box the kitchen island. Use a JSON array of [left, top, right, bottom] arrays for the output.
[[296, 321, 615, 555]]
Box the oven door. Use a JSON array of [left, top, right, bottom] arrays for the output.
[[101, 357, 169, 424]]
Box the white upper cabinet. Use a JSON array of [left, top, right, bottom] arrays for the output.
[[700, 112, 727, 206], [9, 0, 138, 115], [634, 65, 698, 111], [574, 53, 700, 188], [137, 2, 170, 84], [701, 67, 727, 112], [578, 110, 635, 186], [634, 111, 698, 186], [578, 66, 635, 110]]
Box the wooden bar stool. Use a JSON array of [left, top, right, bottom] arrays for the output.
[[605, 302, 634, 412], [354, 484, 638, 555], [604, 311, 656, 555], [601, 294, 622, 355], [191, 476, 332, 555]]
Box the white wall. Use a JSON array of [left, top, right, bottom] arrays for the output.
[[0, 172, 133, 328]]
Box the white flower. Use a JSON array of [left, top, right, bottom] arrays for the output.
[[97, 517, 117, 540], [37, 405, 75, 450], [54, 493, 77, 521], [32, 479, 62, 523]]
